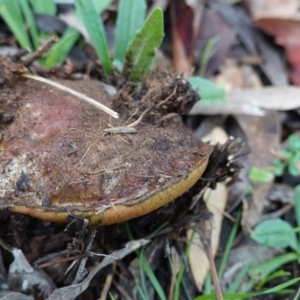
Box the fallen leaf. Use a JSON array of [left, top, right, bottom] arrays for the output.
[[245, 0, 299, 20], [187, 183, 228, 291], [190, 86, 300, 116], [170, 0, 206, 75], [245, 0, 300, 84], [211, 2, 288, 86], [236, 111, 280, 231], [188, 127, 228, 291]]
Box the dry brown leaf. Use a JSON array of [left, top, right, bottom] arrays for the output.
[[245, 0, 300, 84], [187, 183, 228, 291], [171, 0, 206, 75], [187, 127, 228, 291], [214, 60, 262, 91], [236, 111, 280, 231], [255, 19, 300, 85], [210, 2, 288, 86], [245, 0, 299, 20]]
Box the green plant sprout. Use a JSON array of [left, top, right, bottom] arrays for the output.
[[0, 0, 80, 67], [198, 36, 219, 77], [273, 134, 300, 177], [75, 0, 164, 81]]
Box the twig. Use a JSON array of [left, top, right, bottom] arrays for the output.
[[22, 74, 119, 119], [193, 217, 224, 300], [127, 105, 154, 128], [103, 127, 137, 134], [23, 37, 58, 67], [37, 253, 90, 269]]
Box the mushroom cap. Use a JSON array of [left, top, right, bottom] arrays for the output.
[[0, 78, 212, 225]]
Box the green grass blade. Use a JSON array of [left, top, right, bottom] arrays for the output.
[[294, 286, 300, 300], [248, 252, 298, 279], [135, 278, 149, 300], [124, 7, 164, 82], [115, 0, 146, 64], [44, 27, 80, 68], [227, 257, 252, 293], [29, 0, 56, 15], [197, 277, 300, 299], [255, 270, 291, 290], [0, 0, 31, 49], [173, 231, 196, 300], [218, 208, 241, 279], [140, 255, 166, 300], [75, 0, 112, 75], [18, 0, 39, 50], [199, 36, 219, 77]]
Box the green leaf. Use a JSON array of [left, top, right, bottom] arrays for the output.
[[249, 167, 274, 183], [279, 149, 293, 160], [18, 0, 39, 50], [29, 0, 56, 15], [188, 77, 225, 104], [75, 0, 112, 75], [199, 36, 219, 77], [0, 0, 31, 49], [288, 134, 300, 152], [288, 161, 300, 177], [289, 152, 300, 176], [124, 8, 164, 82], [44, 27, 80, 68], [115, 0, 146, 64], [272, 158, 285, 176], [251, 219, 298, 251]]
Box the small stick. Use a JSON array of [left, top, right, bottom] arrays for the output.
[[23, 37, 58, 67], [22, 74, 119, 119], [103, 127, 137, 134]]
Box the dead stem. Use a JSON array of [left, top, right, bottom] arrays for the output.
[[23, 37, 58, 67], [203, 239, 224, 300], [22, 74, 119, 119], [127, 105, 154, 127]]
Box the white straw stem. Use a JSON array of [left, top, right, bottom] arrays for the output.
[[22, 74, 118, 119]]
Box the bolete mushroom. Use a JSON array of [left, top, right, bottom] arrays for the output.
[[0, 67, 212, 225]]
